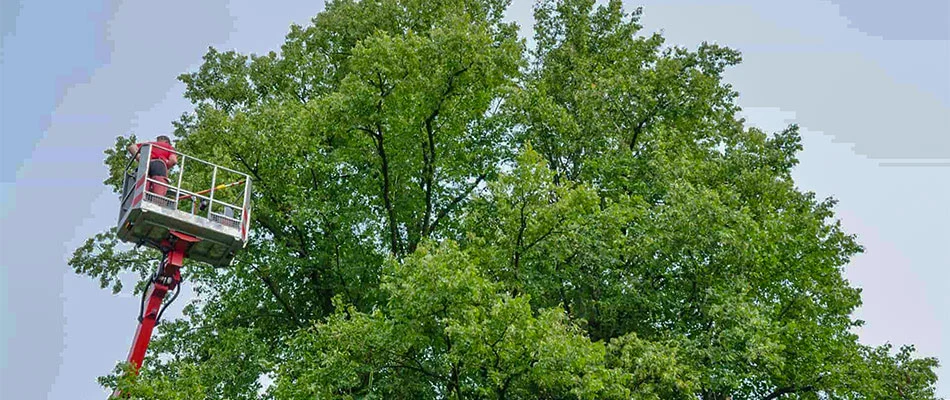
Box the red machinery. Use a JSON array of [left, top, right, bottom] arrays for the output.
[[112, 143, 252, 397]]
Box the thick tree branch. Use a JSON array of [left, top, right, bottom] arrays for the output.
[[383, 361, 444, 384], [522, 214, 568, 252], [420, 121, 435, 239], [419, 64, 471, 241], [629, 95, 669, 152], [371, 123, 401, 257], [251, 265, 303, 328], [360, 70, 404, 257], [763, 375, 824, 400], [428, 173, 487, 234], [514, 200, 528, 273], [234, 152, 310, 258], [762, 384, 815, 400]]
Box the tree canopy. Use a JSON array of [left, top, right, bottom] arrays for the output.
[[72, 0, 940, 398]]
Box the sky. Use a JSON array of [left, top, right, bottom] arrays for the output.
[[0, 0, 947, 398]]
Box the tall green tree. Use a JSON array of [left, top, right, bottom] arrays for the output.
[[72, 0, 940, 398]]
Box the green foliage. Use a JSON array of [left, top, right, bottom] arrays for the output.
[[103, 134, 138, 193], [71, 229, 158, 294], [271, 241, 622, 399], [72, 0, 940, 399]]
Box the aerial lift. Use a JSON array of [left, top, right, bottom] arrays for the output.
[[111, 143, 252, 398]]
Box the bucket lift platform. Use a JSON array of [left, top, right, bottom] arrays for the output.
[[110, 144, 252, 398], [117, 143, 252, 267]]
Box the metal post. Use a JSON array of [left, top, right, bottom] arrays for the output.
[[144, 144, 152, 193], [241, 178, 253, 243], [174, 154, 186, 210], [208, 166, 218, 219]]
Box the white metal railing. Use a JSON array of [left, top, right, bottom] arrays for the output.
[[144, 178, 243, 225], [122, 142, 252, 238]]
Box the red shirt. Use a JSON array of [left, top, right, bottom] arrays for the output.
[[137, 141, 175, 164]]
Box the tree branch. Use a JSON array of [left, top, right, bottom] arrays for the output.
[[762, 377, 823, 400], [523, 214, 568, 252], [372, 121, 401, 257], [428, 173, 487, 234], [251, 265, 303, 328], [629, 95, 668, 152], [418, 64, 471, 242], [358, 69, 404, 257], [234, 152, 310, 258]]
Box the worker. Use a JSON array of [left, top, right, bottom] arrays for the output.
[[128, 135, 177, 197]]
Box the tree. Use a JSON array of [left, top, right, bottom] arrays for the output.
[[71, 0, 941, 398]]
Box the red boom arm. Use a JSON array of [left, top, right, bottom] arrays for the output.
[[112, 231, 199, 398]]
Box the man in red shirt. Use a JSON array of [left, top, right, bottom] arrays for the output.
[[127, 135, 178, 197]]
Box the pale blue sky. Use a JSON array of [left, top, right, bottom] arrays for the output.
[[1, 0, 947, 398]]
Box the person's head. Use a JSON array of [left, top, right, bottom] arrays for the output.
[[156, 135, 172, 144]]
